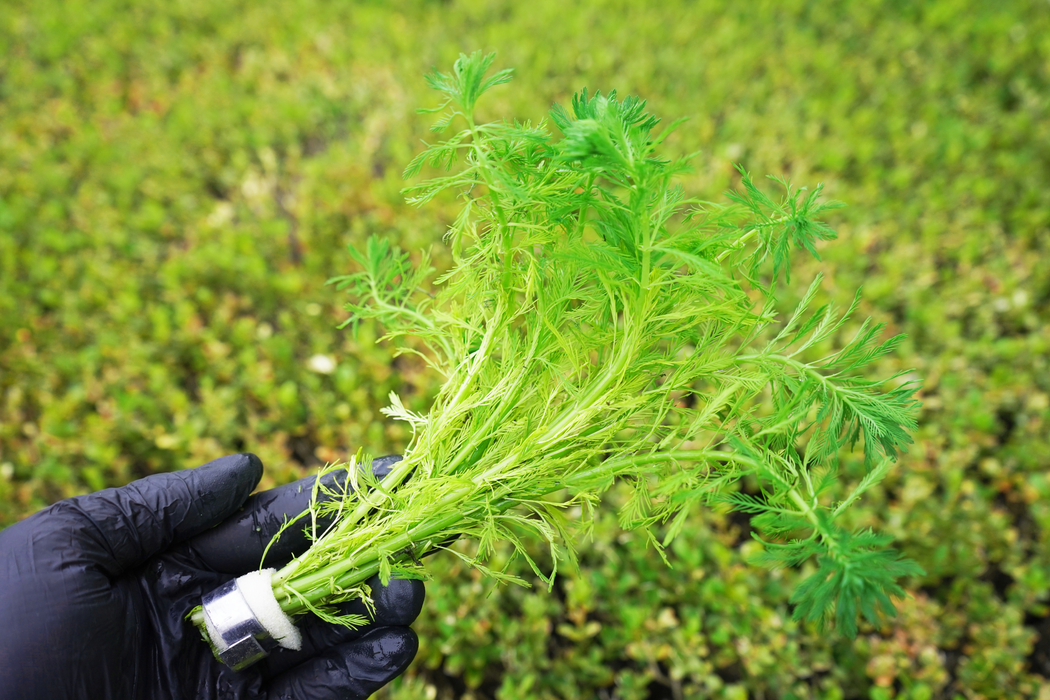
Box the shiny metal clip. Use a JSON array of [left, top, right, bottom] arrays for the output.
[[201, 578, 280, 671]]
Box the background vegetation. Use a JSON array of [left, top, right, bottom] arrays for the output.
[[2, 1, 1048, 697]]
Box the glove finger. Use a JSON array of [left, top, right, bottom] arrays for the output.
[[265, 627, 418, 700], [261, 574, 425, 679], [186, 455, 403, 573], [52, 453, 262, 577]]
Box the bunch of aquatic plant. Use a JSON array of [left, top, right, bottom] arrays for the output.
[[192, 51, 922, 642]]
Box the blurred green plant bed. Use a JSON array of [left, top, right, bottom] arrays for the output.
[[2, 0, 1049, 698]]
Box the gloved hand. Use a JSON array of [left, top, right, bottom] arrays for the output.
[[0, 453, 424, 700]]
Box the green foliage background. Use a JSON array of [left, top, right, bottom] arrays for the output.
[[1, 1, 1048, 697]]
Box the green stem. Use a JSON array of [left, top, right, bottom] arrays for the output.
[[600, 448, 754, 471], [271, 454, 418, 587], [273, 449, 741, 615], [787, 488, 820, 528], [575, 174, 595, 237], [715, 228, 756, 263], [465, 116, 514, 298], [190, 446, 803, 632], [714, 215, 791, 264], [274, 308, 506, 588], [444, 322, 542, 476], [278, 507, 465, 614]]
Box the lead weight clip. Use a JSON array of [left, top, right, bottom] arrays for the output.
[[201, 578, 280, 671]]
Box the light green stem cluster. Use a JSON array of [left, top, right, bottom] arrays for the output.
[[191, 52, 922, 642]]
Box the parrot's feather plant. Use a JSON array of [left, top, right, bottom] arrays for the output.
[[191, 52, 923, 641]]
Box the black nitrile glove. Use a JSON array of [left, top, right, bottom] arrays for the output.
[[0, 453, 424, 700]]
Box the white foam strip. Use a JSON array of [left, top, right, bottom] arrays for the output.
[[236, 568, 303, 651], [203, 606, 229, 652]]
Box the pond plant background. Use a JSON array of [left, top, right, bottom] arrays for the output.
[[1, 1, 1048, 698]]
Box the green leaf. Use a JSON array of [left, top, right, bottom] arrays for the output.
[[424, 51, 513, 115], [789, 526, 925, 637]]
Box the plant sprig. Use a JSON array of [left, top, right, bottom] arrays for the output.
[[191, 51, 922, 641]]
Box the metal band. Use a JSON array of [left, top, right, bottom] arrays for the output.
[[201, 578, 281, 671]]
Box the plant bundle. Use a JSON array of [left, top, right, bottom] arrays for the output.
[[191, 51, 922, 644]]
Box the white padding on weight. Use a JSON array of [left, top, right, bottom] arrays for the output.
[[203, 607, 229, 652], [237, 568, 302, 651]]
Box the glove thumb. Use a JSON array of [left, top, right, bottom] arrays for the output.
[[54, 453, 263, 577]]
